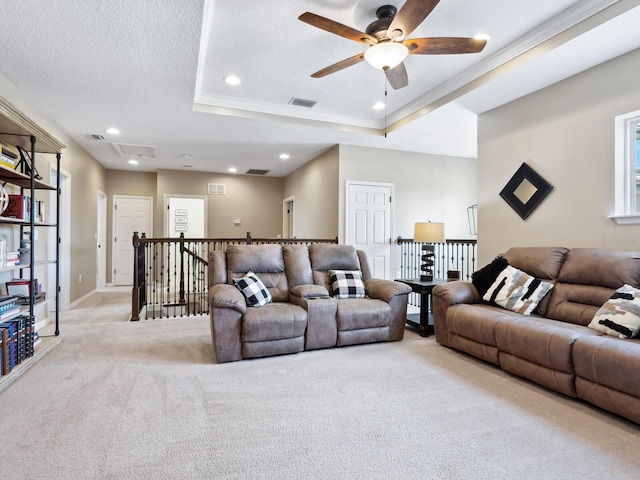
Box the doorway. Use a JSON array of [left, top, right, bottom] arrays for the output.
[[345, 181, 393, 279], [112, 195, 153, 286], [283, 196, 294, 238]]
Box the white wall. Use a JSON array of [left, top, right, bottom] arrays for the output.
[[477, 47, 640, 266]]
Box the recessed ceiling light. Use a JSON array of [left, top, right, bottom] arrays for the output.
[[105, 127, 120, 135], [228, 167, 237, 173], [372, 102, 385, 110], [224, 76, 241, 86], [128, 159, 138, 165], [279, 153, 290, 160], [474, 33, 490, 42]]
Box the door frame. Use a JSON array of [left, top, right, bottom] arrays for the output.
[[282, 196, 294, 238], [49, 164, 71, 311], [112, 195, 153, 286], [96, 190, 107, 289], [345, 180, 395, 278]]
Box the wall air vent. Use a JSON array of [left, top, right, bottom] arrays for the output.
[[112, 143, 157, 158], [90, 134, 105, 140], [246, 169, 270, 175], [289, 97, 317, 108], [208, 183, 225, 195]]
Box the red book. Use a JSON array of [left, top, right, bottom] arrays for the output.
[[1, 194, 29, 220]]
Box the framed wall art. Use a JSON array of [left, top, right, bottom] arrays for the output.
[[499, 162, 553, 220]]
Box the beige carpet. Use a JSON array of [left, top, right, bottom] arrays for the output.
[[1, 290, 639, 479]]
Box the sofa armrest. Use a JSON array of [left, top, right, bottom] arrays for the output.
[[432, 281, 481, 347], [290, 284, 330, 300], [365, 279, 411, 302], [432, 281, 481, 307], [209, 284, 247, 314]]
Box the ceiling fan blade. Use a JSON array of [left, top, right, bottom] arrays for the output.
[[388, 0, 440, 40], [404, 37, 487, 55], [385, 62, 408, 90], [299, 12, 378, 45], [310, 52, 366, 78]]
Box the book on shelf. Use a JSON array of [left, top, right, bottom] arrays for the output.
[[1, 194, 30, 221], [0, 306, 20, 320], [0, 295, 18, 308], [0, 315, 34, 375], [0, 142, 18, 170], [0, 322, 16, 374]]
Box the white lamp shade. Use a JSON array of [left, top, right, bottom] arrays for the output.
[[364, 42, 409, 70], [414, 222, 445, 243]]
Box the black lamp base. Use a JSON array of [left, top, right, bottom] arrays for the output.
[[420, 244, 435, 283]]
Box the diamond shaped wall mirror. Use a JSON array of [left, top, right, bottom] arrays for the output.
[[499, 163, 553, 220]]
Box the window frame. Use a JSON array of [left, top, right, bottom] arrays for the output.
[[610, 109, 640, 224]]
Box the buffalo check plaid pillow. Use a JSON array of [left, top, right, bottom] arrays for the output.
[[233, 272, 272, 307], [328, 270, 366, 299]]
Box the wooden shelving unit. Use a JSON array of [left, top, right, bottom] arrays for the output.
[[0, 94, 65, 388]]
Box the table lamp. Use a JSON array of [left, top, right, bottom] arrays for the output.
[[414, 221, 445, 281]]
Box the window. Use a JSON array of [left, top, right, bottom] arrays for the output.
[[611, 110, 640, 224]]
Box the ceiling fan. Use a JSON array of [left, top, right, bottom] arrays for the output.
[[299, 0, 487, 90]]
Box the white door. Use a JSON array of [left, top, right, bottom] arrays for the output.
[[96, 191, 107, 289], [166, 196, 206, 238], [346, 181, 392, 279], [113, 196, 152, 286]]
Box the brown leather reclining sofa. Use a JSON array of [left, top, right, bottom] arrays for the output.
[[433, 246, 640, 425], [208, 243, 411, 363]]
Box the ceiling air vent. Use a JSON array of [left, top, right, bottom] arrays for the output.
[[208, 183, 225, 195], [112, 143, 157, 158], [90, 134, 105, 140], [289, 97, 317, 108], [246, 169, 270, 175]]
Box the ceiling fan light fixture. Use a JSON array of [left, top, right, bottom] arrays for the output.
[[364, 42, 408, 70]]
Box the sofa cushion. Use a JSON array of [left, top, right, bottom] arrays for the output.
[[309, 244, 362, 290], [588, 284, 640, 338], [483, 265, 554, 315], [282, 245, 313, 287], [503, 246, 568, 281], [446, 303, 515, 347], [574, 335, 640, 399], [242, 303, 307, 342], [471, 256, 508, 297], [233, 272, 272, 307], [329, 270, 366, 299], [495, 317, 598, 373], [336, 298, 390, 331], [227, 245, 289, 302], [556, 248, 640, 289]]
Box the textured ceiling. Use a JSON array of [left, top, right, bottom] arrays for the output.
[[1, 0, 639, 176]]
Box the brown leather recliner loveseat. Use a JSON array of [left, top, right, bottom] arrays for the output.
[[208, 243, 411, 363], [433, 247, 640, 425]]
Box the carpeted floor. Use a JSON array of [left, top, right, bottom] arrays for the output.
[[1, 290, 639, 479]]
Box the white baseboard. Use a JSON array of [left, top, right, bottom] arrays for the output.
[[69, 289, 97, 310]]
